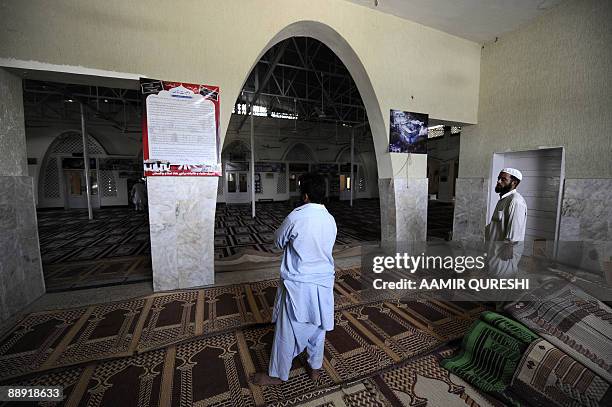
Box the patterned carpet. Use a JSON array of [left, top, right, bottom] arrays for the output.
[[427, 201, 455, 241], [214, 200, 382, 259], [314, 348, 499, 407], [37, 208, 152, 292], [37, 200, 453, 290], [506, 280, 612, 383], [441, 312, 540, 402], [38, 209, 151, 265], [0, 267, 489, 406], [215, 199, 455, 258]]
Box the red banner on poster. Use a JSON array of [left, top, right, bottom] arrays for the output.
[[140, 78, 221, 176]]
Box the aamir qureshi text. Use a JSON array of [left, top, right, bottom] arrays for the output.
[[372, 278, 530, 291]]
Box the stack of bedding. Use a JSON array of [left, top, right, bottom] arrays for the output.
[[442, 280, 612, 407]]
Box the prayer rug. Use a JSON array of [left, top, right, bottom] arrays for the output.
[[441, 311, 539, 403], [293, 373, 497, 407], [0, 273, 486, 382], [4, 336, 486, 406], [368, 347, 500, 407], [37, 208, 150, 265], [505, 279, 612, 383], [43, 256, 151, 292], [510, 338, 612, 407]]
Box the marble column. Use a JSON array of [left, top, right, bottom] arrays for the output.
[[0, 68, 45, 324], [147, 176, 218, 291], [558, 178, 612, 272], [378, 177, 428, 246], [452, 177, 489, 242]]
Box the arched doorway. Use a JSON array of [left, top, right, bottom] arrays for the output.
[[214, 31, 386, 263], [38, 131, 108, 209], [223, 21, 391, 178], [221, 140, 252, 204]]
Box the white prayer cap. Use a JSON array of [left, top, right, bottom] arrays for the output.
[[501, 168, 523, 181]]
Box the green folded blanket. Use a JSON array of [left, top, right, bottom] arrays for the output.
[[442, 311, 612, 407], [441, 311, 538, 405]]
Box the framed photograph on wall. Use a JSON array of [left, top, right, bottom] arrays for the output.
[[389, 109, 428, 153]]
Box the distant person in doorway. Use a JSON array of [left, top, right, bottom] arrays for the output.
[[130, 179, 148, 212], [251, 173, 337, 386], [485, 168, 527, 277]]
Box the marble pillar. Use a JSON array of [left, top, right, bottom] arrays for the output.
[[0, 68, 45, 324], [147, 176, 218, 291], [452, 177, 489, 242], [378, 177, 428, 246], [558, 178, 612, 272]]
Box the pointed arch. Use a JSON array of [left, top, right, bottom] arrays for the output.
[[335, 145, 363, 163], [224, 21, 390, 177], [281, 142, 317, 163], [221, 139, 251, 161], [38, 131, 108, 207]]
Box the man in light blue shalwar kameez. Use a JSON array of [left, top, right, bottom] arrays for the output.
[[251, 173, 337, 385]]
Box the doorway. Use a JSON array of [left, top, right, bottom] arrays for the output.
[[226, 171, 250, 203], [488, 147, 565, 256], [24, 78, 151, 292], [64, 169, 100, 209]]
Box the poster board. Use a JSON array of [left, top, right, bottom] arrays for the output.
[[388, 109, 428, 154], [140, 78, 221, 176]]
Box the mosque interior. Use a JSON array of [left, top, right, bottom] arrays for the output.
[[0, 1, 610, 406]]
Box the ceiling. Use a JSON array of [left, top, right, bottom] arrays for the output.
[[345, 0, 564, 43], [22, 79, 142, 134], [239, 37, 366, 129]]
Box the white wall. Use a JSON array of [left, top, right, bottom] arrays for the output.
[[0, 0, 481, 179], [459, 0, 612, 180]]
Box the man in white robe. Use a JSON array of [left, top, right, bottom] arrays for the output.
[[485, 168, 528, 277], [130, 180, 147, 211], [252, 173, 337, 385]]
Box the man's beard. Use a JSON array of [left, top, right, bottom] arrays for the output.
[[495, 184, 513, 194]]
